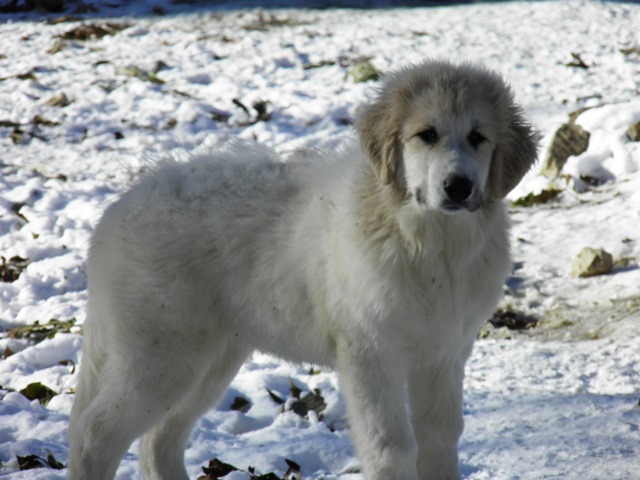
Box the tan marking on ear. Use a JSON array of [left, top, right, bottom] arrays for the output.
[[357, 84, 410, 188]]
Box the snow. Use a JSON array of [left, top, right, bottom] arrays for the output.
[[1, 0, 640, 478]]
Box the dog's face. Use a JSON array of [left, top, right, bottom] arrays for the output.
[[358, 60, 540, 213], [401, 97, 495, 212]]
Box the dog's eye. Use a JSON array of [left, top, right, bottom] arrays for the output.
[[468, 130, 486, 148], [416, 127, 439, 145]]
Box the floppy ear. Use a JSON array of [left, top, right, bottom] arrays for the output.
[[357, 94, 403, 186], [489, 110, 540, 199]]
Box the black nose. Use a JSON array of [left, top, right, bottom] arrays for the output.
[[443, 175, 473, 203]]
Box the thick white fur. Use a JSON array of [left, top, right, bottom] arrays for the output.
[[68, 60, 538, 480]]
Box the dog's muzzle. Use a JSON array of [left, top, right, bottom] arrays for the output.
[[442, 174, 480, 212]]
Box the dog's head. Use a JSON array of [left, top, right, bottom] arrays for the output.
[[357, 60, 539, 213]]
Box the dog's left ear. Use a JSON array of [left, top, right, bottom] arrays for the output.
[[489, 110, 540, 199], [357, 92, 403, 186]]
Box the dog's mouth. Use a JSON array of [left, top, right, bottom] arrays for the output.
[[443, 203, 464, 212], [413, 187, 482, 213], [440, 200, 481, 214]]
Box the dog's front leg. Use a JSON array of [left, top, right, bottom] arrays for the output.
[[408, 359, 465, 480], [336, 340, 419, 480]]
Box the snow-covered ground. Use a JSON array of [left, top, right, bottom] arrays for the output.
[[1, 1, 639, 478]]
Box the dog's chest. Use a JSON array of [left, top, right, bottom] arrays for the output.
[[382, 226, 510, 354]]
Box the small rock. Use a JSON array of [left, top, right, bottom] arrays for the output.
[[541, 122, 590, 178], [619, 46, 640, 56], [46, 40, 66, 54], [571, 247, 613, 278], [348, 62, 381, 83], [44, 92, 71, 108], [626, 121, 640, 142]]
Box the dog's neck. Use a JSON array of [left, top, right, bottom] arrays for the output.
[[354, 165, 502, 263]]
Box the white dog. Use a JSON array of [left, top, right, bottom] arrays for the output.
[[68, 60, 538, 480]]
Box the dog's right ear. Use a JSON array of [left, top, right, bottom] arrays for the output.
[[357, 94, 403, 186]]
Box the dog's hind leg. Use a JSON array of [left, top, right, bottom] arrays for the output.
[[68, 338, 105, 448], [68, 360, 151, 479], [139, 346, 248, 480], [68, 346, 220, 480], [68, 330, 123, 479]]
